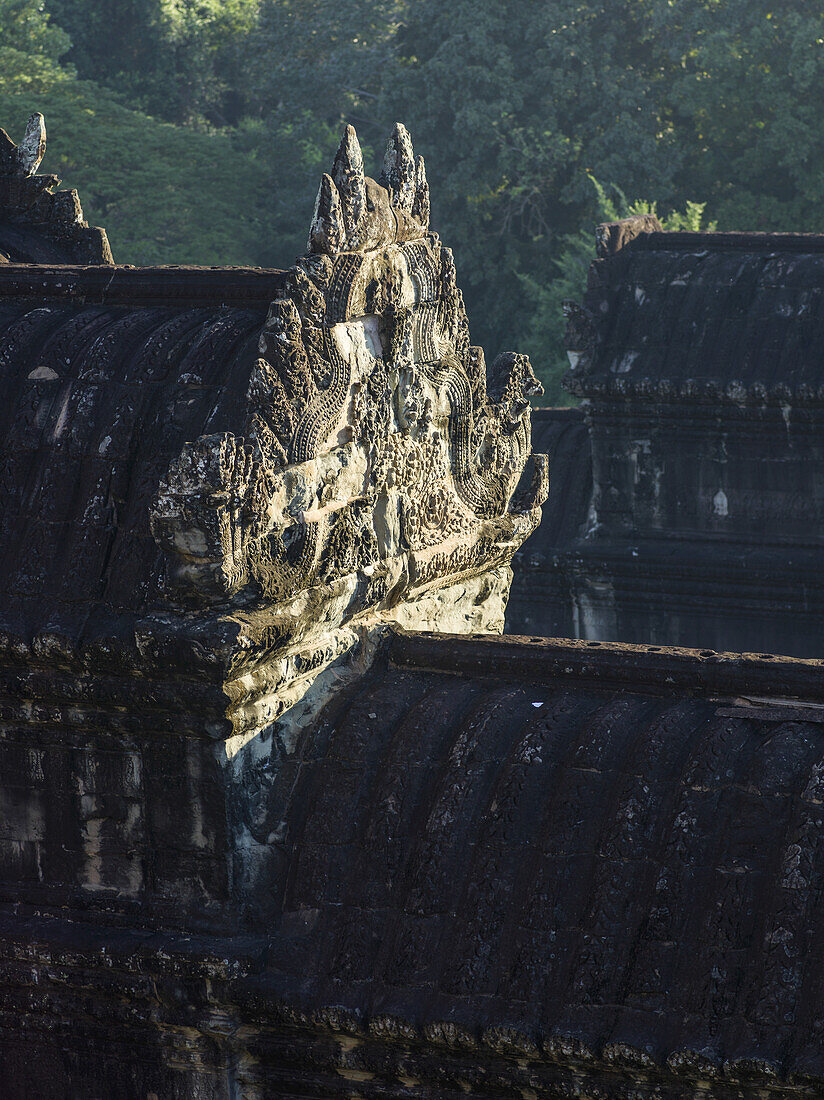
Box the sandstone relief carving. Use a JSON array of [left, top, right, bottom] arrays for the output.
[[150, 123, 547, 731]]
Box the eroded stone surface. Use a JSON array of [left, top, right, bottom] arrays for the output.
[[150, 122, 546, 735], [0, 118, 551, 1098], [0, 113, 112, 263]]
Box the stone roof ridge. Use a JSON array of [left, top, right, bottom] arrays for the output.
[[389, 627, 824, 703], [0, 112, 112, 264], [640, 228, 824, 252], [0, 262, 289, 307], [594, 217, 824, 260]]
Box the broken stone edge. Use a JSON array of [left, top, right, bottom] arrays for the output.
[[0, 113, 112, 264]]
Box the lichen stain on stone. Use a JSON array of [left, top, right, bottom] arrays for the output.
[[713, 488, 728, 517]]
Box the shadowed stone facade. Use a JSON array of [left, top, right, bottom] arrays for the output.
[[3, 118, 824, 1099], [508, 218, 824, 656], [6, 634, 824, 1097]]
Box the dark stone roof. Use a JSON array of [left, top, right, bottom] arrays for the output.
[[0, 190, 111, 265], [524, 407, 592, 550], [506, 407, 592, 635], [257, 629, 824, 1086], [0, 222, 89, 264], [0, 264, 285, 646], [566, 230, 824, 402]]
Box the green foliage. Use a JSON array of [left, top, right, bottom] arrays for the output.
[[236, 0, 402, 148], [3, 0, 824, 408], [383, 3, 820, 363], [382, 0, 683, 361], [46, 0, 263, 124], [0, 0, 73, 93], [1, 0, 71, 60], [519, 181, 715, 405], [0, 81, 323, 268], [648, 1, 824, 231]]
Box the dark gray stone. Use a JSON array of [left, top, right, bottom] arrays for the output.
[[509, 223, 824, 656]]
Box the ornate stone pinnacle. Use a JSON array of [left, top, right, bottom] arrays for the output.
[[332, 124, 366, 248], [152, 117, 547, 724], [381, 122, 416, 213], [309, 122, 438, 256], [412, 154, 430, 230], [308, 172, 345, 255], [16, 113, 46, 177]]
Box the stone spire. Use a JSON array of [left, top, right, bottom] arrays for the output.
[[15, 112, 46, 176], [380, 121, 416, 212], [308, 171, 346, 254], [307, 122, 434, 256], [332, 123, 366, 248]]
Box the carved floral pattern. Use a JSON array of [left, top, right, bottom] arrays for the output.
[[150, 122, 548, 649]]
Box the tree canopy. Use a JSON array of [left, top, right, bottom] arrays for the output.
[[3, 0, 824, 399]]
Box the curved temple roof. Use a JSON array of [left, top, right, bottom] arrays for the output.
[[0, 268, 277, 645], [566, 223, 824, 402], [255, 631, 824, 1091]]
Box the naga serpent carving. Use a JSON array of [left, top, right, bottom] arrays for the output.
[[276, 323, 353, 588], [151, 122, 548, 632], [422, 354, 538, 519]]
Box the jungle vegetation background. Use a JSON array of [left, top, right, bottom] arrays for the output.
[[2, 0, 822, 401]]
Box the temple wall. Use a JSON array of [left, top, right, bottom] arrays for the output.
[[510, 399, 824, 653], [508, 226, 824, 656], [587, 399, 824, 540], [0, 654, 235, 930]]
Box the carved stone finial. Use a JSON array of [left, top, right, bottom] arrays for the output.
[[412, 154, 430, 230], [16, 113, 46, 177], [381, 122, 416, 213], [308, 122, 437, 255], [308, 172, 345, 255], [332, 124, 366, 248], [153, 119, 547, 728]]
